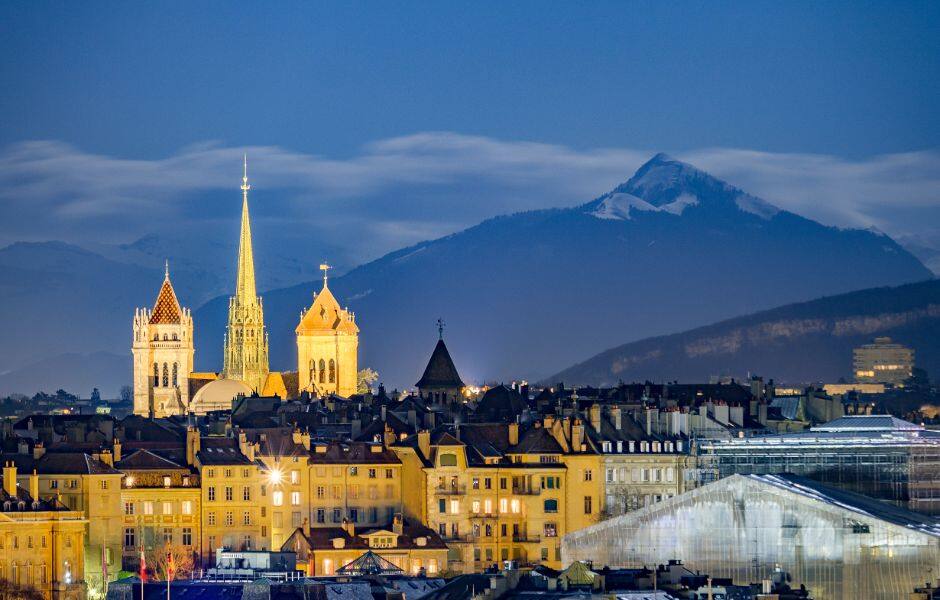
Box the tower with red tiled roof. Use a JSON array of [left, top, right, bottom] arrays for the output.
[[132, 262, 195, 417]]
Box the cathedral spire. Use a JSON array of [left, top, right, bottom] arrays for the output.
[[235, 154, 257, 304]]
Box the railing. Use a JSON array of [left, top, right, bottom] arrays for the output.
[[434, 485, 466, 496], [512, 487, 541, 496]]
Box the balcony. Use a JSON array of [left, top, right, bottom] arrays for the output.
[[512, 534, 541, 543], [434, 485, 466, 496], [512, 486, 541, 496]]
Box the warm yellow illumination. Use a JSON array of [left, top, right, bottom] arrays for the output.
[[268, 468, 283, 485]]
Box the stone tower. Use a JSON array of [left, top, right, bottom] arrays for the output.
[[296, 264, 359, 397], [132, 264, 195, 417], [416, 325, 465, 406], [222, 156, 270, 391]]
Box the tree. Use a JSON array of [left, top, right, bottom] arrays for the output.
[[91, 388, 101, 403], [357, 368, 379, 394], [146, 543, 195, 581], [0, 579, 44, 600], [120, 385, 133, 404]]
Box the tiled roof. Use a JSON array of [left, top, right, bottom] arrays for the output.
[[308, 442, 401, 465], [285, 520, 447, 552], [1, 452, 122, 475], [116, 449, 186, 470], [149, 276, 182, 325], [416, 339, 464, 389]]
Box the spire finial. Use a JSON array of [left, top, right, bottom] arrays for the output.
[[437, 318, 445, 340], [319, 262, 331, 288], [241, 154, 250, 193], [164, 259, 170, 279]]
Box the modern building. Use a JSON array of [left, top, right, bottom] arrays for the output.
[[562, 473, 940, 600], [697, 415, 940, 515], [853, 336, 914, 386]]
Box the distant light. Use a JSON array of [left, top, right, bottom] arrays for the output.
[[125, 476, 135, 488], [267, 468, 283, 485]]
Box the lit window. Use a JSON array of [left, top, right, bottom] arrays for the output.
[[499, 498, 508, 513], [471, 500, 480, 514], [291, 491, 301, 506], [163, 502, 172, 515], [143, 501, 154, 515], [449, 499, 460, 514], [182, 501, 192, 515], [510, 499, 521, 514], [290, 471, 300, 484], [273, 491, 283, 506]]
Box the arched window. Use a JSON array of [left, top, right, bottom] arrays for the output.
[[163, 334, 168, 341], [329, 360, 336, 383], [172, 333, 178, 341], [308, 359, 315, 385], [153, 363, 159, 386], [319, 360, 326, 384], [172, 363, 178, 387], [162, 363, 169, 387]]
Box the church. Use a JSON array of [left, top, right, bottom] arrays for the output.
[[132, 158, 359, 417]]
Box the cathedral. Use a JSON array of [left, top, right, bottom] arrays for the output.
[[132, 158, 359, 417]]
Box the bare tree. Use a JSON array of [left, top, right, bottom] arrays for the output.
[[357, 368, 379, 394], [0, 579, 44, 600], [146, 544, 195, 581]]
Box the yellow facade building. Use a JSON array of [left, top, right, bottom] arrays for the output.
[[1, 462, 88, 600]]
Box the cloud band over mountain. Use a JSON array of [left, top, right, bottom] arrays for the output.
[[1, 134, 939, 268]]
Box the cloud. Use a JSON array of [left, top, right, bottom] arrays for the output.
[[0, 134, 938, 266]]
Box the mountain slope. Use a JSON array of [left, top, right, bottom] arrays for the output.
[[193, 154, 932, 389], [546, 279, 940, 386]]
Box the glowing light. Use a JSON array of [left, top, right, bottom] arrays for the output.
[[125, 476, 135, 488], [267, 468, 283, 485]]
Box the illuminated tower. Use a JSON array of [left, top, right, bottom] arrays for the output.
[[296, 263, 359, 397], [222, 156, 270, 391], [132, 263, 195, 417]]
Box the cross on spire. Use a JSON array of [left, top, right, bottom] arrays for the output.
[[241, 154, 250, 193], [320, 262, 331, 287], [437, 318, 445, 340], [164, 259, 170, 279]]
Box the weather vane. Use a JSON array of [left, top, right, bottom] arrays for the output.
[[320, 262, 331, 286], [437, 318, 445, 340]]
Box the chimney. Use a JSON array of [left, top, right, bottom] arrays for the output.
[[508, 422, 520, 446], [3, 462, 17, 497], [342, 518, 355, 537], [383, 425, 396, 449], [186, 426, 201, 466], [29, 470, 39, 502], [609, 405, 622, 431], [99, 449, 114, 467], [392, 513, 404, 535], [417, 430, 431, 460], [300, 430, 311, 451], [589, 403, 602, 432], [302, 517, 311, 538], [112, 438, 122, 463], [571, 419, 584, 452], [292, 427, 302, 445], [17, 439, 29, 455], [32, 443, 46, 461]]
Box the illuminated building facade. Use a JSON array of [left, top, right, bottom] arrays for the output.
[[853, 336, 914, 386], [563, 473, 940, 600]]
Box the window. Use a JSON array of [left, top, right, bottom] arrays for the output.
[[207, 469, 215, 478], [124, 528, 135, 548], [162, 363, 169, 387], [163, 476, 172, 487], [544, 522, 557, 537], [368, 468, 376, 479], [143, 501, 154, 515], [225, 512, 233, 526], [182, 528, 192, 546], [438, 499, 446, 513], [153, 363, 159, 386], [483, 498, 493, 514], [316, 508, 325, 523], [208, 512, 216, 525], [208, 486, 216, 501], [606, 468, 615, 483], [225, 469, 232, 478], [510, 499, 521, 514], [484, 478, 492, 490], [499, 498, 508, 513], [319, 359, 326, 383], [471, 500, 480, 514], [101, 480, 109, 490], [225, 487, 233, 501], [584, 469, 593, 482], [472, 477, 480, 490], [322, 558, 334, 575], [308, 359, 316, 384], [544, 499, 558, 513], [333, 508, 341, 522], [385, 469, 393, 479], [124, 502, 135, 515], [541, 547, 549, 561], [172, 363, 178, 387], [449, 499, 459, 514], [329, 359, 336, 383], [243, 487, 251, 501], [290, 470, 300, 484], [439, 453, 457, 467], [163, 528, 173, 543], [243, 511, 251, 525], [162, 501, 172, 515], [291, 491, 301, 506], [349, 508, 358, 522], [50, 480, 58, 489], [273, 491, 283, 506], [349, 467, 358, 476], [316, 486, 325, 499], [181, 501, 192, 515], [584, 496, 592, 514]]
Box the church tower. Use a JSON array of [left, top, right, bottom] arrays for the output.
[[222, 156, 270, 391], [132, 263, 195, 417], [296, 264, 359, 397]]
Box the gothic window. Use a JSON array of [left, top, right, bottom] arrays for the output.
[[308, 359, 315, 384], [172, 363, 178, 387], [153, 334, 159, 341], [162, 363, 169, 387], [163, 334, 168, 341], [329, 359, 336, 383], [319, 360, 326, 384], [172, 333, 178, 341], [153, 363, 159, 386]]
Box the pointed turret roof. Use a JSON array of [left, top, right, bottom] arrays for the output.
[[235, 154, 258, 304], [295, 280, 359, 335], [416, 338, 464, 389], [149, 266, 182, 324]]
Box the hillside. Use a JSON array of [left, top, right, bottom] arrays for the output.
[[546, 279, 940, 386]]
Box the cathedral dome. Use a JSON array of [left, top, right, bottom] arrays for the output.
[[190, 378, 252, 414]]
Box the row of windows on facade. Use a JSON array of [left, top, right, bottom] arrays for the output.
[[153, 333, 181, 341], [153, 362, 179, 387], [125, 475, 192, 488], [307, 359, 337, 384], [123, 527, 193, 548], [124, 500, 194, 515], [440, 521, 559, 540], [436, 474, 562, 491], [470, 545, 560, 564], [0, 563, 54, 587], [0, 533, 73, 550], [604, 467, 676, 483], [436, 496, 591, 516]]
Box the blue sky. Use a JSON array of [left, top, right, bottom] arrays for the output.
[[1, 1, 939, 271]]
